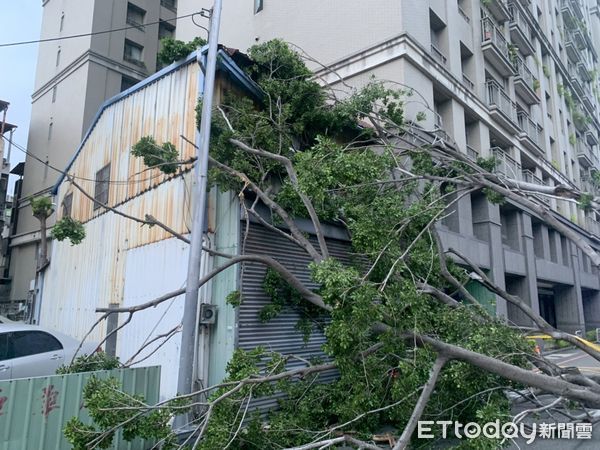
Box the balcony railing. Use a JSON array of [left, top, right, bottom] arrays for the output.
[[521, 169, 550, 204], [462, 73, 475, 90], [562, 0, 584, 21], [492, 147, 521, 179], [517, 110, 542, 147], [486, 79, 518, 124], [565, 30, 584, 63], [481, 17, 511, 61], [513, 55, 538, 104], [431, 44, 447, 65], [577, 62, 592, 82], [514, 56, 534, 87], [586, 217, 600, 236], [508, 2, 534, 55], [466, 145, 479, 162]]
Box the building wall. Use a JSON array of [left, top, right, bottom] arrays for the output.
[[12, 0, 177, 301], [176, 0, 600, 331]]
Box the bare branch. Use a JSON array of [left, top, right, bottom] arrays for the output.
[[393, 355, 448, 450]]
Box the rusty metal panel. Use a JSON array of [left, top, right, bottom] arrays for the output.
[[41, 176, 193, 340], [56, 58, 199, 226], [0, 366, 160, 450]]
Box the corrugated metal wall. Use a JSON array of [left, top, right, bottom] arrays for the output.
[[239, 222, 351, 409], [40, 176, 193, 342], [0, 366, 160, 450], [57, 61, 199, 225], [119, 237, 190, 401]]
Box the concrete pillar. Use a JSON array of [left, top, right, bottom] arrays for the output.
[[540, 225, 551, 260], [471, 194, 507, 317], [583, 290, 600, 331], [520, 212, 540, 318], [558, 241, 586, 333]]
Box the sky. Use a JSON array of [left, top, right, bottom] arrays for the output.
[[0, 1, 42, 192]]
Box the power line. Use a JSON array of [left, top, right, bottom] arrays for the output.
[[0, 12, 202, 48]]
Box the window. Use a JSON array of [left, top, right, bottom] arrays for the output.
[[60, 12, 65, 31], [94, 164, 111, 208], [56, 47, 61, 66], [120, 75, 139, 92], [52, 85, 57, 103], [160, 0, 177, 11], [124, 40, 144, 65], [48, 119, 53, 141], [126, 3, 145, 29], [63, 192, 73, 218], [255, 0, 263, 13], [9, 331, 63, 359], [0, 333, 7, 361], [158, 20, 175, 40]]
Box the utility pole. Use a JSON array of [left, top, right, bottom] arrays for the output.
[[175, 0, 223, 429]]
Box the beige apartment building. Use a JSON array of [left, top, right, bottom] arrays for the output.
[[11, 0, 178, 305], [176, 0, 600, 332]]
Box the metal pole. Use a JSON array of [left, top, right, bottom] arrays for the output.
[[175, 0, 223, 424]]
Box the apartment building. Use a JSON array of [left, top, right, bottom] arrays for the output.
[[11, 0, 178, 305], [0, 101, 15, 302], [177, 0, 600, 333]]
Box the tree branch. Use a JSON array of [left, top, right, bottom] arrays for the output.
[[393, 355, 448, 450]]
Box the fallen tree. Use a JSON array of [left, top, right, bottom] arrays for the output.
[[66, 40, 600, 449]]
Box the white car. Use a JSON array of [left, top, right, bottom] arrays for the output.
[[0, 323, 98, 380]]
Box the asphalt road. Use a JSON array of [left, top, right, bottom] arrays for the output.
[[508, 348, 600, 449]]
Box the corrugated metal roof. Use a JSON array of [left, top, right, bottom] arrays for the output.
[[52, 46, 262, 194]]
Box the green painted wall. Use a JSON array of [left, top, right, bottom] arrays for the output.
[[207, 189, 240, 387], [0, 366, 160, 450], [466, 279, 496, 315]]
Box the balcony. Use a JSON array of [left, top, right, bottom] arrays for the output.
[[492, 147, 521, 179], [483, 0, 511, 22], [508, 2, 535, 56], [513, 56, 539, 104], [517, 110, 543, 153], [486, 80, 519, 133], [586, 217, 600, 237], [561, 0, 583, 27], [466, 145, 479, 162], [572, 28, 587, 50], [522, 169, 550, 204], [462, 73, 475, 91], [431, 44, 447, 66], [570, 73, 584, 97], [573, 108, 590, 132], [578, 62, 592, 82], [586, 130, 599, 146], [481, 17, 515, 77], [565, 31, 584, 63], [576, 139, 594, 167]]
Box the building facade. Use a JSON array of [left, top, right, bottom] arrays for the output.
[[0, 101, 16, 306], [10, 0, 178, 306], [178, 0, 600, 332]]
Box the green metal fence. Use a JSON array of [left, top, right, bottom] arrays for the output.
[[0, 366, 160, 450]]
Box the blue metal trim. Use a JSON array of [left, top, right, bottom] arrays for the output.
[[52, 47, 261, 194]]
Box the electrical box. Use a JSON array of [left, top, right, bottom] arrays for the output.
[[199, 304, 217, 325]]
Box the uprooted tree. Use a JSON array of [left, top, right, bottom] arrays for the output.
[[66, 40, 600, 449]]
